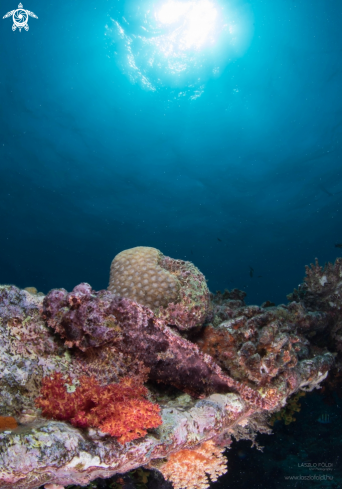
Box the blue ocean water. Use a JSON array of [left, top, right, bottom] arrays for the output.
[[1, 0, 342, 306]]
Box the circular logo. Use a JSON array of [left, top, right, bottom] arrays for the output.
[[14, 9, 28, 27]]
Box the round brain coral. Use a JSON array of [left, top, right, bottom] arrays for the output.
[[108, 246, 211, 330], [108, 247, 179, 309]]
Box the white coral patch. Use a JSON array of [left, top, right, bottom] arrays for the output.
[[208, 393, 245, 413], [319, 275, 328, 286], [65, 452, 109, 470]]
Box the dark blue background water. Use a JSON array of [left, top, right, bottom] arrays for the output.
[[1, 0, 342, 305]]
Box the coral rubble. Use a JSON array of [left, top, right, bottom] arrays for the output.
[[0, 251, 340, 489]]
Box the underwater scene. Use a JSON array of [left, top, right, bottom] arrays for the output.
[[0, 0, 342, 488]]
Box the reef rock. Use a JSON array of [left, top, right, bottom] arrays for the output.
[[287, 257, 342, 354], [0, 251, 340, 489]]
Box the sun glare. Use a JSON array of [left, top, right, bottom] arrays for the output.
[[107, 0, 254, 95], [156, 1, 191, 24], [155, 0, 218, 50]]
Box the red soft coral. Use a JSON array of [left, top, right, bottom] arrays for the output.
[[35, 373, 162, 444]]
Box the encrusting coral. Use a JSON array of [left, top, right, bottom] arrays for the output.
[[0, 249, 341, 489], [287, 257, 342, 357], [0, 285, 70, 417], [195, 299, 333, 403], [159, 439, 227, 489], [42, 284, 238, 400], [288, 257, 342, 314]]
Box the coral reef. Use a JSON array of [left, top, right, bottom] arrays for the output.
[[0, 250, 341, 489], [156, 254, 211, 331], [42, 284, 244, 400], [108, 247, 211, 331], [287, 257, 342, 362], [0, 285, 70, 417], [24, 287, 44, 297], [0, 391, 246, 489], [269, 391, 305, 425], [288, 257, 342, 315], [35, 373, 162, 444], [159, 439, 227, 489], [108, 247, 180, 310], [24, 287, 38, 295], [195, 298, 333, 407], [210, 288, 247, 326]]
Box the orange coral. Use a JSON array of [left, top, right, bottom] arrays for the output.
[[35, 373, 162, 444], [160, 439, 227, 489]]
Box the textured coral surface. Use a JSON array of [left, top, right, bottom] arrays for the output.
[[196, 300, 333, 402], [35, 373, 162, 444], [288, 257, 342, 312], [157, 254, 211, 331], [287, 257, 342, 357], [42, 284, 236, 399], [0, 251, 341, 489], [0, 285, 70, 417], [108, 247, 180, 310], [108, 246, 211, 330]]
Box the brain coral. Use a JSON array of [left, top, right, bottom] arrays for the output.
[[109, 247, 179, 309], [108, 246, 211, 330]]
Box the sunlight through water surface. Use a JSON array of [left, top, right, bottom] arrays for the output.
[[106, 0, 254, 98]]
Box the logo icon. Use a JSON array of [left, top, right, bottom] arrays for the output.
[[3, 3, 38, 32]]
